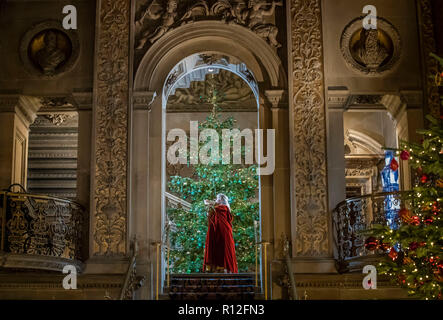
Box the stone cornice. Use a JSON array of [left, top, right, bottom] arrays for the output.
[[72, 92, 93, 110], [0, 95, 42, 126]]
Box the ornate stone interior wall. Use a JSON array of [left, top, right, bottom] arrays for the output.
[[0, 0, 439, 300]]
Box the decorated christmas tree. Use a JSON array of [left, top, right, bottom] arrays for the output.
[[364, 54, 443, 300], [166, 85, 259, 273]]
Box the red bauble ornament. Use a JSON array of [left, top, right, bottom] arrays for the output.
[[364, 237, 379, 251], [388, 248, 398, 260], [400, 150, 410, 161], [420, 174, 428, 184], [390, 158, 399, 171], [398, 274, 406, 284], [399, 208, 412, 223], [424, 216, 434, 225]]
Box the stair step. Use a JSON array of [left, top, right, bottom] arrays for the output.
[[169, 273, 254, 280], [170, 279, 254, 286], [166, 284, 258, 293], [168, 292, 256, 300], [163, 273, 260, 300]]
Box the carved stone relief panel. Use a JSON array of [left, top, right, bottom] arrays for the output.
[[417, 0, 440, 117], [167, 68, 256, 112], [340, 17, 401, 76], [135, 0, 283, 60], [92, 0, 130, 257], [290, 0, 328, 257]]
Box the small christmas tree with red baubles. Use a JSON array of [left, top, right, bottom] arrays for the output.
[[364, 54, 443, 300]]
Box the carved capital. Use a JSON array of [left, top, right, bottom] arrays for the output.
[[133, 91, 156, 111], [381, 94, 406, 123], [265, 90, 285, 109], [72, 92, 93, 110], [0, 95, 42, 127]]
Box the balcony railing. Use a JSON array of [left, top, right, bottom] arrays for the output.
[[0, 189, 84, 272], [332, 191, 411, 273]]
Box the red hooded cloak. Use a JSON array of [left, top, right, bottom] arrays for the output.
[[203, 204, 238, 273]]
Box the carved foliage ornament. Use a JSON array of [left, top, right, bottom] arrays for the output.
[[418, 0, 440, 117], [340, 17, 401, 76], [291, 0, 328, 256], [135, 0, 283, 50], [93, 0, 130, 256]]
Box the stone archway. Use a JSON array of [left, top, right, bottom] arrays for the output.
[[131, 20, 288, 298]]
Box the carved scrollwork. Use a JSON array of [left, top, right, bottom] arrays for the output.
[[417, 0, 440, 117], [333, 191, 410, 272], [93, 0, 130, 256], [290, 0, 328, 257], [1, 192, 83, 266]]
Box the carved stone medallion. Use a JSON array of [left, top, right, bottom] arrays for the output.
[[19, 20, 80, 78], [340, 17, 401, 76]]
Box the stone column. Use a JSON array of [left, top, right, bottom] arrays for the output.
[[288, 0, 335, 272], [326, 89, 348, 260], [89, 0, 131, 265], [265, 90, 292, 299], [265, 90, 291, 248], [132, 91, 155, 299], [0, 95, 41, 191]]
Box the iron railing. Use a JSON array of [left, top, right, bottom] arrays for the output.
[[0, 190, 84, 272], [332, 191, 411, 272]]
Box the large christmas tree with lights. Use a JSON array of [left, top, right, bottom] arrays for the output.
[[364, 54, 443, 300], [166, 87, 259, 273]]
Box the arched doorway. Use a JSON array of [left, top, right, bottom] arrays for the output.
[[132, 21, 287, 299], [162, 53, 262, 278]]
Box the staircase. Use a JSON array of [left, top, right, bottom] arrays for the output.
[[164, 273, 262, 300]]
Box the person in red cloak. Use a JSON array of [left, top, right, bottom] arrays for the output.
[[203, 194, 238, 273]]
